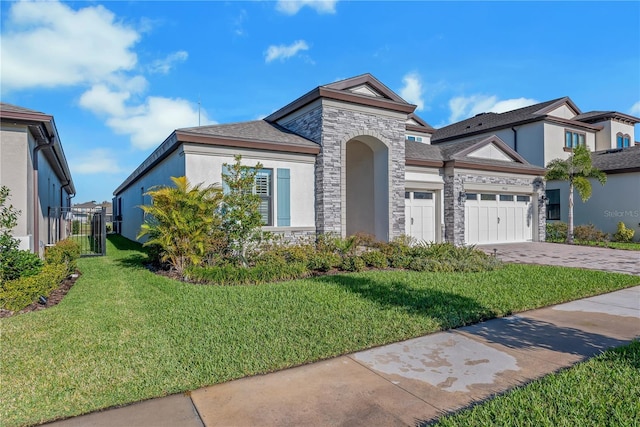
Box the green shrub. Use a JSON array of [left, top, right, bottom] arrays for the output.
[[360, 250, 388, 269], [45, 239, 81, 274], [546, 221, 568, 242], [613, 222, 635, 243], [378, 238, 413, 269], [574, 223, 608, 243], [0, 249, 43, 282], [186, 260, 308, 286], [307, 251, 342, 272], [0, 263, 67, 311], [341, 255, 366, 272], [72, 220, 80, 235]]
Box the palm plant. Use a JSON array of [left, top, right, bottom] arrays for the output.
[[545, 145, 606, 244], [137, 176, 224, 275]]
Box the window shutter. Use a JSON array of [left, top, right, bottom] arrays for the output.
[[221, 164, 230, 194], [277, 168, 290, 226]]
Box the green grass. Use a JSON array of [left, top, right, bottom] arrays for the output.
[[1, 235, 638, 427], [435, 340, 640, 426]]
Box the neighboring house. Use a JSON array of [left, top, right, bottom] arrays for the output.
[[114, 74, 546, 246], [72, 201, 112, 223], [545, 145, 640, 239], [432, 98, 640, 239], [432, 98, 639, 168], [0, 103, 75, 255]]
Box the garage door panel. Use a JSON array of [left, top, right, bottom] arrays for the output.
[[466, 194, 533, 245]]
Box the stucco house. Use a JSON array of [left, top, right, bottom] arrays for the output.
[[432, 98, 640, 239], [545, 145, 640, 239], [114, 74, 547, 246], [0, 103, 76, 255]]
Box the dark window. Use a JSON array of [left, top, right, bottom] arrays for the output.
[[414, 191, 433, 200], [407, 136, 416, 142], [517, 195, 531, 202], [499, 195, 514, 202], [565, 130, 586, 148], [481, 194, 496, 201], [466, 193, 478, 200], [546, 189, 560, 220], [617, 133, 631, 148], [405, 191, 411, 199]]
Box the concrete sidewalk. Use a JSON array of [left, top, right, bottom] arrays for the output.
[[48, 285, 640, 427]]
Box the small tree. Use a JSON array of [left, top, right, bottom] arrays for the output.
[[221, 155, 264, 267], [545, 145, 606, 244], [0, 186, 20, 254], [137, 176, 224, 275]]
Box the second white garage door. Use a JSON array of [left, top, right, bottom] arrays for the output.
[[465, 193, 533, 245]]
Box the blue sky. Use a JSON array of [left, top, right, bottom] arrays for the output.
[[2, 0, 639, 204]]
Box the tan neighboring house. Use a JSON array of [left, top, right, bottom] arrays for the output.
[[0, 103, 76, 255]]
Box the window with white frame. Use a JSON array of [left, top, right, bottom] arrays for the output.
[[254, 169, 272, 226], [565, 130, 585, 149]]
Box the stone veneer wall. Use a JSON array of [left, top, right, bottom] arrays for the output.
[[443, 170, 546, 245], [279, 102, 406, 240], [321, 105, 406, 239]]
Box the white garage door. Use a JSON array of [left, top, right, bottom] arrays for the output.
[[405, 191, 436, 243], [465, 193, 533, 245]]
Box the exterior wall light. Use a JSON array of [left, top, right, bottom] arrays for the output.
[[541, 194, 549, 205]]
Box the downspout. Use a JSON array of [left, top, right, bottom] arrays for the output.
[[32, 140, 54, 254], [511, 127, 518, 153]]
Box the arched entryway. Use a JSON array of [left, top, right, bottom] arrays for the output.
[[344, 135, 389, 241]]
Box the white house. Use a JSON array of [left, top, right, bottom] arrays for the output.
[[114, 74, 547, 246], [433, 98, 640, 239], [0, 103, 76, 255]]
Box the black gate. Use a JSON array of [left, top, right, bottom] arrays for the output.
[[48, 206, 107, 256]]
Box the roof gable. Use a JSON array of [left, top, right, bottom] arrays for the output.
[[323, 73, 406, 103], [467, 142, 514, 162], [534, 97, 581, 118], [265, 73, 416, 123]]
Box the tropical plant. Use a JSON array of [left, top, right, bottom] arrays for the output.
[[221, 155, 265, 267], [545, 145, 606, 244], [137, 176, 224, 275], [613, 221, 635, 243]]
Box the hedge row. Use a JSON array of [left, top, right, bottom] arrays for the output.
[[0, 239, 80, 312], [186, 240, 502, 286]]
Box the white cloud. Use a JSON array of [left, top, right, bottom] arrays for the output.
[[1, 1, 139, 91], [265, 40, 309, 63], [79, 84, 131, 117], [107, 96, 215, 150], [629, 101, 640, 116], [448, 95, 538, 123], [276, 0, 337, 15], [149, 51, 189, 74], [72, 149, 124, 175], [399, 73, 425, 111]]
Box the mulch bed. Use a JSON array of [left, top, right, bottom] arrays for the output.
[[0, 271, 81, 318]]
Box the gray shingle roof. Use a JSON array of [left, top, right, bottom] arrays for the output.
[[405, 140, 443, 161], [573, 111, 640, 124], [0, 103, 46, 115], [178, 120, 318, 148], [590, 145, 640, 173], [405, 136, 545, 174], [432, 97, 569, 142]]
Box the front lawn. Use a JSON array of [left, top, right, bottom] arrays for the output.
[[435, 340, 640, 426], [1, 235, 638, 426]]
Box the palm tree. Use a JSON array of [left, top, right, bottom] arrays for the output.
[[137, 176, 224, 275], [545, 144, 606, 244]]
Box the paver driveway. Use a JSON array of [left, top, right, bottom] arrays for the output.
[[478, 242, 640, 275]]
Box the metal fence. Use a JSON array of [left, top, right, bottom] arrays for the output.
[[47, 206, 107, 256]]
